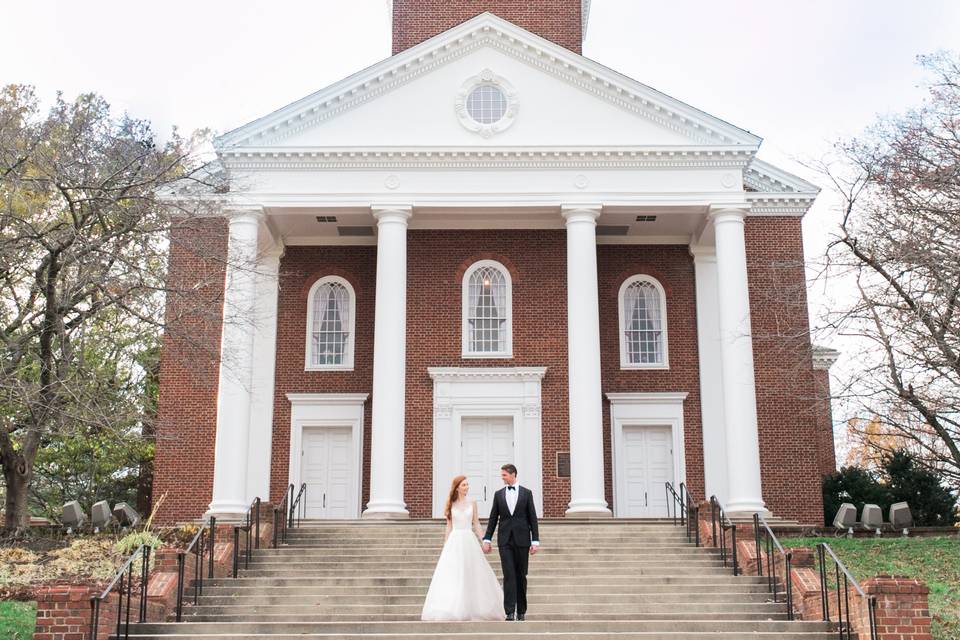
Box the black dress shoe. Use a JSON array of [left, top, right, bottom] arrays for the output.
[[517, 614, 526, 621], [505, 613, 515, 621]]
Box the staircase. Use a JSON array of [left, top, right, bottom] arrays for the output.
[[127, 520, 838, 639]]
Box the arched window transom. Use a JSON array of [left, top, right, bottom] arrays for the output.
[[618, 276, 668, 369], [305, 276, 355, 370], [462, 260, 513, 358]]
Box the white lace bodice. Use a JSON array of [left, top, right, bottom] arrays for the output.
[[450, 501, 474, 530]]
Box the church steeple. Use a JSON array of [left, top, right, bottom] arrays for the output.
[[391, 1, 587, 55]]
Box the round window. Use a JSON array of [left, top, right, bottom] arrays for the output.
[[466, 84, 508, 124]]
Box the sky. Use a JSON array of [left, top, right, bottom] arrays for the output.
[[3, 0, 959, 455]]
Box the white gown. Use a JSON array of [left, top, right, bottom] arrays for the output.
[[421, 500, 504, 621]]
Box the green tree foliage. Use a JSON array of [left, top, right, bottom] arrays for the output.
[[823, 450, 958, 526]]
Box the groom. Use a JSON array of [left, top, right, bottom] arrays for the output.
[[482, 464, 540, 621]]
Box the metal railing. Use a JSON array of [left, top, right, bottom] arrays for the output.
[[665, 481, 687, 528], [817, 543, 878, 640], [273, 485, 292, 548], [289, 482, 307, 528], [709, 496, 739, 576], [89, 544, 151, 640], [232, 497, 261, 578], [684, 486, 700, 547], [176, 519, 214, 622], [752, 513, 794, 619]]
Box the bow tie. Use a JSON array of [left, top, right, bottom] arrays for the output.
[[507, 486, 516, 491]]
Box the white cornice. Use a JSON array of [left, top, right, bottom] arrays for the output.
[[220, 146, 756, 171], [606, 392, 689, 405], [812, 346, 840, 370], [286, 393, 369, 406], [428, 366, 547, 382], [216, 13, 760, 150], [744, 158, 820, 194]]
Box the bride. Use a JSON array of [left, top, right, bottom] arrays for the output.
[[421, 475, 504, 621]]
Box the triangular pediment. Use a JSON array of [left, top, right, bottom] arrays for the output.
[[216, 13, 761, 152]]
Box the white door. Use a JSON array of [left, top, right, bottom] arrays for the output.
[[461, 417, 514, 517], [622, 425, 674, 517], [301, 426, 355, 518]]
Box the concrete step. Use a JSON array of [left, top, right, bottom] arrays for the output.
[[258, 546, 714, 555], [202, 574, 763, 587], [190, 584, 773, 597], [191, 592, 778, 606]]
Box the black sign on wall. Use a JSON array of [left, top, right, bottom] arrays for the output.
[[556, 452, 570, 478]]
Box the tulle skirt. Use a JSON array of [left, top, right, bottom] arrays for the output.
[[421, 529, 504, 621]]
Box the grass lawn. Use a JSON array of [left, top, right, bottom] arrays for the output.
[[0, 601, 37, 640], [782, 536, 960, 640]]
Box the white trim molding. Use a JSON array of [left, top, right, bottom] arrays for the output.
[[304, 276, 356, 371], [606, 392, 688, 518], [428, 367, 546, 518], [812, 345, 841, 370], [461, 259, 513, 359], [286, 393, 368, 519], [617, 274, 669, 370]]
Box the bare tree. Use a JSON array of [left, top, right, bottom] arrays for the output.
[[817, 52, 960, 486], [0, 85, 229, 533]]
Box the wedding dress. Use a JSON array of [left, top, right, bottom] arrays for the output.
[[421, 500, 504, 621]]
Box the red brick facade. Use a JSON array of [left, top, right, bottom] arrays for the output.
[[745, 217, 824, 524], [813, 367, 838, 477], [153, 218, 228, 523], [392, 0, 584, 55]]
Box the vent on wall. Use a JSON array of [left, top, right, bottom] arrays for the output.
[[596, 225, 630, 236], [337, 226, 375, 237], [316, 216, 338, 223], [635, 215, 657, 222]]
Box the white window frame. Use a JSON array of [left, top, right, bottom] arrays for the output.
[[461, 260, 513, 359], [305, 276, 356, 371], [618, 275, 669, 370]]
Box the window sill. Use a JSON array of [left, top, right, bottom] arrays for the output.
[[461, 353, 514, 360], [619, 363, 670, 371], [304, 365, 355, 372]]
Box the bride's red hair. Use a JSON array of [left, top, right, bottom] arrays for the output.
[[444, 475, 467, 521]]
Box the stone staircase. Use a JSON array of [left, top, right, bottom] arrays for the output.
[[125, 519, 838, 639]]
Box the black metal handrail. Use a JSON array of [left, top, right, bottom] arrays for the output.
[[664, 481, 687, 528], [89, 544, 151, 640], [684, 487, 700, 547], [817, 542, 878, 640], [273, 484, 292, 548], [709, 495, 739, 576], [752, 513, 794, 619], [289, 482, 306, 528], [175, 519, 214, 622], [232, 497, 261, 578]]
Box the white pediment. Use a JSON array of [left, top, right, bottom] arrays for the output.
[[216, 13, 760, 153]]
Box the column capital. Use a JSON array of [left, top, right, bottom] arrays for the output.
[[224, 204, 265, 224], [707, 204, 750, 225], [371, 204, 413, 224], [561, 204, 603, 225], [688, 244, 717, 263]]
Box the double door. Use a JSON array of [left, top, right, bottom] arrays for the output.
[[461, 417, 515, 517], [621, 424, 674, 518], [301, 426, 355, 519]]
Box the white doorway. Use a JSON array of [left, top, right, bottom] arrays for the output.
[[301, 426, 355, 519], [461, 417, 514, 516], [287, 393, 366, 520], [607, 392, 687, 519], [621, 425, 674, 517]]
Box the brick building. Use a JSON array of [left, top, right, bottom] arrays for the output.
[[153, 1, 838, 525]]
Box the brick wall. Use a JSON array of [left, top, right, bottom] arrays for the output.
[[813, 368, 837, 478], [597, 245, 705, 506], [153, 217, 229, 523], [405, 230, 570, 516], [745, 217, 824, 524], [392, 0, 583, 54], [271, 246, 377, 507]]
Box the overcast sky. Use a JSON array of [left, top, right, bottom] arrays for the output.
[[3, 1, 958, 442]]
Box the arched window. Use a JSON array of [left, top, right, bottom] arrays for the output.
[[462, 260, 512, 358], [305, 276, 355, 370], [618, 275, 668, 369]]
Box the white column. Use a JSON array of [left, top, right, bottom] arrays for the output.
[[246, 245, 283, 504], [710, 206, 766, 515], [208, 207, 264, 519], [690, 245, 729, 502], [562, 205, 612, 517], [363, 205, 412, 519]]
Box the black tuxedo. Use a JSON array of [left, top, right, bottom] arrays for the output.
[[483, 485, 540, 616]]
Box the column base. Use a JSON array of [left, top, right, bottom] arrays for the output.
[[564, 509, 613, 519], [723, 497, 768, 518], [362, 501, 410, 519], [565, 501, 613, 518], [205, 501, 251, 522]]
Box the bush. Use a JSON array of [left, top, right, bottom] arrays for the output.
[[822, 450, 957, 527]]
